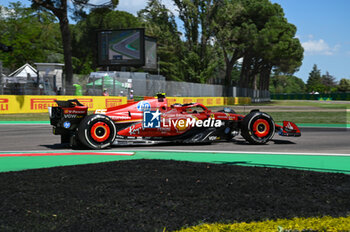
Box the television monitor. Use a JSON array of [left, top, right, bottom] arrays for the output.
[[143, 36, 157, 70], [97, 29, 145, 66]]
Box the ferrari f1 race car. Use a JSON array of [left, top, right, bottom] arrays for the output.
[[49, 94, 301, 149]]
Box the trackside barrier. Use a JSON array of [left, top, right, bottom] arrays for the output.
[[224, 97, 251, 105], [0, 95, 127, 114], [166, 97, 251, 107], [0, 95, 251, 114]]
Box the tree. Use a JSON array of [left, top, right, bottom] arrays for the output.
[[337, 78, 350, 92], [321, 71, 337, 93], [211, 0, 245, 94], [237, 0, 303, 91], [270, 74, 306, 94], [138, 0, 185, 81], [0, 3, 62, 70], [31, 0, 73, 88], [174, 0, 221, 83], [30, 0, 118, 89], [255, 14, 303, 91], [306, 64, 323, 92], [212, 0, 303, 95]]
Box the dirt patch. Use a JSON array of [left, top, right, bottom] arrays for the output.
[[0, 159, 349, 231]]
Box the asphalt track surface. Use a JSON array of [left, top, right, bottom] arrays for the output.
[[0, 124, 349, 154], [1, 124, 350, 231]]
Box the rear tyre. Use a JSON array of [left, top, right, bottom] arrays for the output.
[[241, 112, 275, 145], [77, 114, 117, 149]]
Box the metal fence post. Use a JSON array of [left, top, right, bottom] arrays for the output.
[[0, 61, 3, 95], [102, 75, 105, 96], [113, 75, 116, 96], [92, 75, 95, 96]]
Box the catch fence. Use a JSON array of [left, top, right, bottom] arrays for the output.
[[0, 70, 270, 102]]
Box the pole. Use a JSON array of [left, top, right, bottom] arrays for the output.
[[0, 61, 3, 95], [102, 75, 105, 96], [113, 74, 116, 96], [157, 56, 160, 76], [92, 75, 96, 96]]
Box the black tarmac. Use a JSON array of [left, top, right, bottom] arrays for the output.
[[0, 159, 350, 231]]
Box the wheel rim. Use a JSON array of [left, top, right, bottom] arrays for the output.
[[252, 119, 270, 138], [90, 122, 111, 142]]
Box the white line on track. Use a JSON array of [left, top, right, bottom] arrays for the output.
[[1, 149, 349, 157], [126, 149, 350, 157]]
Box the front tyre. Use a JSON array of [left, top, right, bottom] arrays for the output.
[[77, 114, 117, 149], [241, 112, 275, 145]]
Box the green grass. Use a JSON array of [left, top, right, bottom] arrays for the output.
[[245, 111, 349, 124], [128, 38, 140, 51], [0, 113, 49, 121], [0, 111, 95, 121], [251, 100, 350, 109]]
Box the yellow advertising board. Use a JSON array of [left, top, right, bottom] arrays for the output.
[[224, 97, 251, 105], [0, 95, 127, 114], [0, 95, 251, 114], [167, 97, 251, 107]]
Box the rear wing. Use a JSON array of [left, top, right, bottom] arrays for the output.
[[49, 99, 88, 131], [55, 99, 85, 108]]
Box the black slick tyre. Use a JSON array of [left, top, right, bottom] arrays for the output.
[[77, 114, 117, 149], [240, 112, 275, 145]]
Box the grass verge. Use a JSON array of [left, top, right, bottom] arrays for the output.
[[236, 111, 349, 124], [249, 100, 350, 109], [0, 113, 49, 121], [174, 215, 350, 232]]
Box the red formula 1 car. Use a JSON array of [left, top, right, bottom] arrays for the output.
[[49, 94, 301, 149]]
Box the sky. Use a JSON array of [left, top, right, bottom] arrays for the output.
[[1, 0, 350, 82]]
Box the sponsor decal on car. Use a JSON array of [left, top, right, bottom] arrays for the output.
[[129, 125, 143, 135], [175, 118, 188, 131], [286, 122, 294, 130], [143, 110, 222, 129], [163, 117, 222, 129], [137, 101, 151, 112], [64, 114, 78, 119], [63, 114, 84, 119], [63, 121, 71, 128], [95, 109, 107, 114], [143, 110, 161, 128], [64, 109, 87, 114], [110, 116, 132, 120]]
